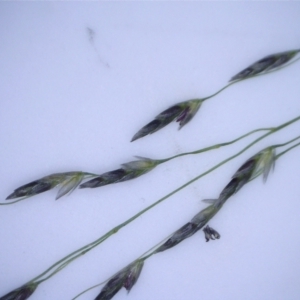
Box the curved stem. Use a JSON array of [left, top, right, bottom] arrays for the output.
[[276, 141, 300, 160], [272, 135, 300, 149], [72, 282, 104, 300], [0, 197, 31, 206], [159, 127, 272, 163], [201, 81, 236, 101], [26, 225, 121, 284]]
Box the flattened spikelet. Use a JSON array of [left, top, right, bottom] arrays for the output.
[[6, 172, 91, 201], [80, 158, 160, 189], [230, 49, 300, 81], [131, 99, 202, 141]]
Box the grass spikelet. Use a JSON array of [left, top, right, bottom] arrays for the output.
[[80, 157, 160, 189], [94, 260, 144, 300], [131, 99, 202, 142], [6, 172, 94, 201], [0, 283, 38, 300], [230, 49, 300, 81]]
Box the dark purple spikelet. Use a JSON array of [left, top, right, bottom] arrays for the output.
[[94, 260, 144, 300], [80, 158, 160, 189], [155, 222, 199, 253], [94, 273, 125, 300], [176, 107, 189, 123], [158, 105, 183, 120], [131, 99, 202, 141], [230, 49, 300, 81], [6, 172, 90, 201], [0, 283, 37, 300], [123, 261, 144, 292], [6, 180, 54, 200], [80, 169, 128, 188]]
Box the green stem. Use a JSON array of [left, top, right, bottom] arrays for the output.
[[159, 127, 271, 163], [24, 114, 300, 288], [72, 280, 108, 300], [276, 141, 300, 159], [0, 197, 31, 205], [3, 55, 299, 207], [202, 81, 236, 102], [272, 135, 300, 149]]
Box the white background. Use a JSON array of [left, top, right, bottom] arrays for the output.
[[1, 2, 300, 300]]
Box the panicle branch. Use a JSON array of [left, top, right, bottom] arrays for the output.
[[2, 116, 300, 300], [2, 125, 275, 204], [131, 49, 300, 141], [72, 134, 300, 300], [1, 42, 300, 300]]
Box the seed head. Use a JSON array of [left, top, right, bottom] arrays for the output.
[[95, 260, 144, 300], [212, 147, 276, 208], [249, 147, 276, 182], [230, 49, 300, 81], [131, 99, 202, 141], [123, 260, 144, 292], [80, 157, 160, 189], [155, 205, 218, 253], [0, 283, 37, 300], [155, 222, 199, 253], [6, 172, 90, 201]]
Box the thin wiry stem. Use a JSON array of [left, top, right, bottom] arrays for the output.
[[271, 135, 300, 149], [75, 134, 300, 299], [158, 127, 272, 163], [276, 141, 300, 160], [8, 114, 298, 298], [0, 197, 31, 205]]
